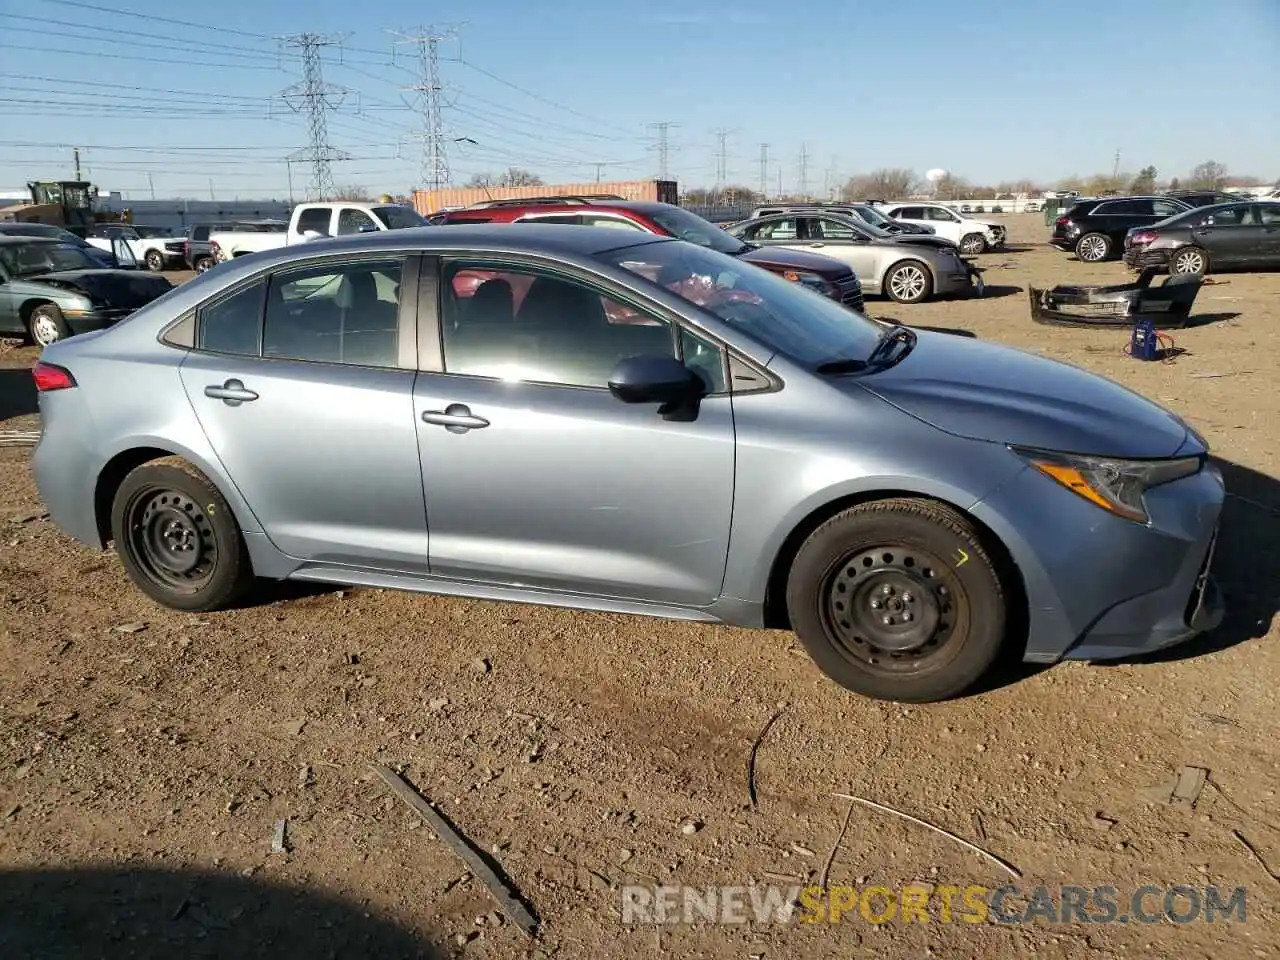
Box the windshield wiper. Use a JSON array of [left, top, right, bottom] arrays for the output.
[[865, 323, 917, 367]]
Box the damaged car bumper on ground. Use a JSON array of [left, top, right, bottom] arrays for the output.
[[1027, 268, 1203, 327]]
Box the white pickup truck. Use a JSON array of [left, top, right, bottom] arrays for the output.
[[210, 201, 428, 262]]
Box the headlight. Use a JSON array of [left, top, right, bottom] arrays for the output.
[[1012, 446, 1203, 523], [58, 296, 96, 316], [781, 270, 837, 298]]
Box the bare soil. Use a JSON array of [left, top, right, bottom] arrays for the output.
[[1, 217, 1278, 959]]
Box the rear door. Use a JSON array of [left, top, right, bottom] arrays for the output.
[[178, 253, 429, 572]]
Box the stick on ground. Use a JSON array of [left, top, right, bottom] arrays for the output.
[[371, 764, 539, 937], [747, 706, 785, 809], [832, 792, 1020, 879], [819, 798, 855, 889]]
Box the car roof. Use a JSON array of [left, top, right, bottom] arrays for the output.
[[0, 235, 64, 246]]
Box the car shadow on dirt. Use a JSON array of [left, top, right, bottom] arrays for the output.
[[973, 284, 1023, 300], [0, 366, 37, 422], [1095, 457, 1279, 667], [0, 865, 443, 959], [1175, 311, 1242, 329]]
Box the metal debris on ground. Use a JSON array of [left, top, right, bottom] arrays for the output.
[[1141, 765, 1208, 810], [112, 622, 148, 634], [746, 704, 785, 810], [832, 791, 1021, 879], [0, 431, 41, 447], [371, 763, 539, 938], [271, 818, 288, 853]]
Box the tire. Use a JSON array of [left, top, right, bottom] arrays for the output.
[[1169, 245, 1209, 276], [145, 249, 165, 272], [110, 456, 254, 612], [959, 232, 987, 255], [883, 261, 934, 304], [1074, 232, 1111, 262], [26, 303, 71, 347], [194, 256, 215, 273], [784, 497, 1007, 703]]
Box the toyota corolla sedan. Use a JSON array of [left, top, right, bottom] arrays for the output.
[[31, 225, 1224, 703]]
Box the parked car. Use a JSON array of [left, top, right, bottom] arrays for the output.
[[1161, 190, 1243, 209], [133, 225, 175, 239], [31, 225, 1224, 703], [878, 203, 1007, 254], [725, 212, 978, 303], [210, 202, 426, 262], [183, 223, 225, 273], [750, 203, 937, 236], [0, 236, 171, 346], [85, 224, 187, 272], [438, 198, 866, 311], [0, 222, 119, 268], [1050, 196, 1191, 263], [1123, 200, 1280, 275]]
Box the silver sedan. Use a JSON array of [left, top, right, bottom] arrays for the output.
[[727, 212, 979, 303]]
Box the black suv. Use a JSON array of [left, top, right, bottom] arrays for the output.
[[1050, 195, 1190, 263], [1162, 190, 1245, 208]]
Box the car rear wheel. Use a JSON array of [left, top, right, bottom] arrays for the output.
[[26, 303, 71, 347], [145, 249, 165, 272], [110, 456, 254, 612], [884, 261, 934, 303], [1170, 245, 1209, 276], [959, 232, 987, 255], [1075, 232, 1111, 262], [194, 256, 215, 273], [785, 497, 1007, 703]]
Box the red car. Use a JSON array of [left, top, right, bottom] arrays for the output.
[[436, 196, 866, 312]]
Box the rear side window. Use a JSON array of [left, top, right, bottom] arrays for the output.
[[295, 207, 331, 235], [515, 214, 582, 225], [197, 279, 264, 356]]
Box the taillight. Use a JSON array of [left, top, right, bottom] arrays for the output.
[[1054, 216, 1070, 227], [1130, 230, 1157, 245], [33, 362, 76, 391]]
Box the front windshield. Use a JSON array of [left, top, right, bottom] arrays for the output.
[[597, 240, 882, 365], [4, 242, 101, 276], [646, 205, 746, 255], [373, 205, 428, 230], [831, 213, 894, 240]]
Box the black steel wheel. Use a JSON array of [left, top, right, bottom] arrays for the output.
[[110, 456, 253, 611], [145, 249, 165, 272], [822, 544, 966, 673], [785, 497, 1008, 702]]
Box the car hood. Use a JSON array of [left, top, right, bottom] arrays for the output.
[[23, 269, 174, 308], [851, 332, 1189, 458], [737, 244, 853, 279]]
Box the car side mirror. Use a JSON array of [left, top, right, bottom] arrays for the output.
[[608, 355, 705, 406]]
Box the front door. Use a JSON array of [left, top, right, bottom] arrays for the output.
[[413, 258, 736, 606], [1190, 204, 1267, 266], [178, 255, 429, 572], [799, 216, 879, 286]]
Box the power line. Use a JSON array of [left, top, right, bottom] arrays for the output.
[[392, 24, 462, 190], [279, 33, 353, 201], [458, 60, 638, 138], [0, 13, 283, 63], [0, 41, 284, 70], [648, 122, 677, 180]]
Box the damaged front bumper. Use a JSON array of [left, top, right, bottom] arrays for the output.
[[1027, 267, 1203, 327]]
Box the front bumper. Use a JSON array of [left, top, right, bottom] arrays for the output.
[[833, 275, 865, 313], [985, 227, 1007, 248], [937, 266, 981, 298], [970, 458, 1226, 664]]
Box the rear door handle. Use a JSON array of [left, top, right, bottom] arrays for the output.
[[422, 403, 489, 433], [204, 379, 258, 404]]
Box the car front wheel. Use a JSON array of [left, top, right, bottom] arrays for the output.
[[883, 261, 934, 303], [959, 233, 987, 255], [145, 250, 165, 272], [110, 456, 254, 612], [27, 303, 71, 347], [785, 497, 1008, 703]]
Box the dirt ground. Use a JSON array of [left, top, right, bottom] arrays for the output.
[[1, 215, 1278, 959]]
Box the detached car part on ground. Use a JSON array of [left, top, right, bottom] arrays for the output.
[[0, 237, 173, 346], [1027, 268, 1204, 328], [31, 225, 1224, 704]]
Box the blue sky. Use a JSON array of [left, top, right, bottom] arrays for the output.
[[1, 0, 1277, 200]]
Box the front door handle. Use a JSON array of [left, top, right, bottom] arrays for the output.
[[204, 379, 258, 405], [422, 403, 490, 433]]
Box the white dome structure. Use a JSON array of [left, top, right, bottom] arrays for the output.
[[925, 168, 948, 183]]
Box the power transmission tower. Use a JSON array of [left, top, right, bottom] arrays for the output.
[[393, 24, 462, 191], [72, 147, 82, 181], [647, 122, 678, 180], [713, 128, 732, 197], [797, 143, 810, 199], [279, 33, 352, 201], [1112, 148, 1121, 181], [758, 143, 769, 199]]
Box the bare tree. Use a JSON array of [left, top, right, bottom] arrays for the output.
[[930, 173, 972, 201], [463, 168, 544, 188], [464, 173, 494, 188], [1188, 160, 1228, 190], [840, 168, 918, 201], [331, 184, 371, 201]]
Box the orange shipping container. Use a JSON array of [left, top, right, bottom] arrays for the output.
[[412, 179, 678, 215]]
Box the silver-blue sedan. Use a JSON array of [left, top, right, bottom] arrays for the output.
[[30, 225, 1224, 702]]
